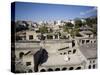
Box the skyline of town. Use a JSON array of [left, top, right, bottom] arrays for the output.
[[14, 2, 97, 22]]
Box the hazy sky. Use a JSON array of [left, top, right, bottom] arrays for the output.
[[14, 2, 97, 22]]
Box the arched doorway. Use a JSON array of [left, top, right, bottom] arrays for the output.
[[93, 64, 95, 69], [60, 53, 62, 55], [19, 52, 24, 59], [76, 67, 81, 70], [64, 52, 66, 55], [82, 40, 85, 44], [68, 50, 71, 54], [40, 69, 46, 72], [69, 67, 74, 70], [55, 68, 60, 71], [73, 49, 76, 54], [72, 40, 75, 47], [48, 68, 53, 71], [88, 65, 91, 69], [62, 67, 67, 71], [28, 69, 32, 72]]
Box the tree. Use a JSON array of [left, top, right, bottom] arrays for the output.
[[65, 22, 74, 28], [63, 25, 69, 33], [39, 26, 48, 34], [15, 21, 29, 32], [74, 19, 83, 28], [85, 17, 97, 27], [63, 22, 74, 33]]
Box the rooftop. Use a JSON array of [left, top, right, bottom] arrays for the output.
[[79, 43, 97, 59], [41, 54, 83, 66]]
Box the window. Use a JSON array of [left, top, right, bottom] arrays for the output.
[[29, 35, 33, 40], [68, 50, 71, 54], [62, 36, 67, 39], [16, 36, 22, 41], [26, 62, 31, 66], [93, 60, 95, 63], [48, 68, 53, 71], [68, 57, 70, 61], [90, 60, 91, 63], [36, 30, 40, 33], [89, 34, 91, 37], [88, 65, 91, 69], [64, 52, 66, 55], [82, 40, 85, 44], [60, 53, 62, 55], [19, 52, 24, 59], [40, 69, 46, 72], [93, 64, 96, 69], [72, 40, 75, 47], [47, 35, 53, 39], [86, 40, 90, 43], [94, 40, 96, 43], [73, 49, 76, 54]]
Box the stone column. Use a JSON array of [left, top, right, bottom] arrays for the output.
[[53, 35, 55, 40], [58, 35, 60, 40]]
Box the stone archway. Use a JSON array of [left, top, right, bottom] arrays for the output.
[[40, 69, 46, 72], [62, 67, 67, 71], [28, 69, 33, 72], [93, 64, 95, 69], [19, 52, 24, 59], [48, 68, 53, 71], [69, 67, 74, 70], [76, 67, 81, 70], [73, 49, 76, 54], [55, 68, 60, 71], [88, 65, 91, 69]]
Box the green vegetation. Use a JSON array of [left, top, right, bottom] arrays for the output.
[[63, 22, 80, 38], [90, 28, 97, 36], [65, 22, 74, 28], [63, 17, 97, 38], [74, 19, 83, 28], [85, 17, 97, 27], [63, 22, 74, 33], [85, 17, 97, 35], [39, 26, 48, 34], [71, 28, 81, 38]]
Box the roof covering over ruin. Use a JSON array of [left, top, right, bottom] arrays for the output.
[[79, 43, 97, 59], [41, 54, 83, 66]]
